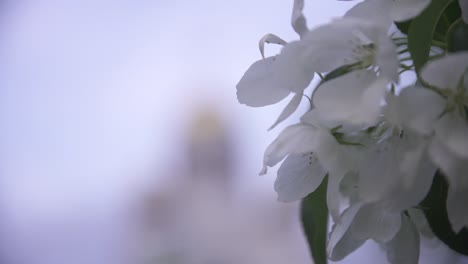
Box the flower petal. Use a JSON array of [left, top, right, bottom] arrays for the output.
[[301, 17, 396, 79], [329, 226, 366, 261], [408, 208, 434, 238], [313, 129, 357, 220], [420, 51, 468, 90], [399, 137, 436, 194], [274, 153, 327, 202], [274, 41, 315, 93], [388, 154, 435, 211], [358, 137, 405, 203], [327, 172, 346, 222], [385, 86, 445, 135], [300, 21, 360, 72], [313, 70, 384, 128], [291, 0, 308, 38], [385, 214, 420, 264], [327, 203, 364, 261], [269, 92, 303, 130], [261, 123, 318, 174], [300, 109, 342, 130], [314, 128, 357, 176], [350, 203, 402, 243], [435, 112, 468, 158], [373, 34, 399, 82], [345, 0, 392, 29], [258, 33, 287, 59], [400, 137, 426, 188], [428, 136, 468, 187], [390, 0, 431, 21], [236, 56, 290, 107]]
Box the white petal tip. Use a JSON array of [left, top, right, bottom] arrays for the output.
[[452, 222, 466, 234], [258, 33, 287, 59], [259, 166, 268, 176], [276, 196, 287, 203]]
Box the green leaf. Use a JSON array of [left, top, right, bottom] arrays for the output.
[[396, 20, 412, 35], [396, 1, 460, 37], [447, 19, 468, 52], [444, 0, 462, 24], [420, 171, 468, 255], [301, 176, 329, 264], [408, 0, 454, 72]]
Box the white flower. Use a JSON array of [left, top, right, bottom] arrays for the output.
[[260, 120, 324, 203], [344, 0, 432, 26], [384, 213, 421, 264], [327, 168, 432, 263], [328, 203, 420, 264], [263, 110, 358, 220], [260, 122, 320, 175], [260, 16, 399, 132], [236, 38, 315, 108], [384, 87, 446, 136], [388, 86, 468, 233], [365, 90, 440, 192], [312, 69, 388, 130], [236, 43, 314, 127], [326, 114, 436, 261], [236, 56, 293, 107], [247, 15, 398, 112], [421, 52, 468, 232], [300, 17, 399, 81], [388, 52, 468, 232], [237, 12, 399, 129], [274, 153, 327, 202], [428, 136, 468, 232], [291, 0, 308, 38], [236, 0, 312, 129]]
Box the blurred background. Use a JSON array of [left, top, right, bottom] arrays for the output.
[[0, 0, 466, 263]]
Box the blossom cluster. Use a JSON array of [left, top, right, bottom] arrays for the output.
[[236, 0, 468, 263]]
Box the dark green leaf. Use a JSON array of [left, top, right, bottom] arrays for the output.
[[408, 0, 454, 72], [301, 176, 329, 264], [433, 1, 461, 41], [444, 0, 462, 24], [420, 171, 468, 255], [396, 20, 412, 35], [447, 19, 468, 52], [396, 1, 460, 37]]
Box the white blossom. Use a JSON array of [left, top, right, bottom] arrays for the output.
[[344, 0, 431, 25], [382, 52, 468, 232], [262, 110, 358, 220], [299, 17, 399, 81], [327, 165, 432, 263], [236, 0, 313, 128], [274, 153, 327, 202], [420, 52, 468, 232], [236, 0, 468, 262], [312, 69, 388, 130]]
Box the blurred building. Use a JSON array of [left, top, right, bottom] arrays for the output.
[[136, 107, 309, 264]]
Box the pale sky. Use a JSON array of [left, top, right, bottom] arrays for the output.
[[0, 0, 356, 211]]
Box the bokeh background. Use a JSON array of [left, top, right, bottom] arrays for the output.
[[0, 0, 466, 263]]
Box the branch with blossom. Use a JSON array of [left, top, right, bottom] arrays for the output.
[[236, 0, 468, 263]]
